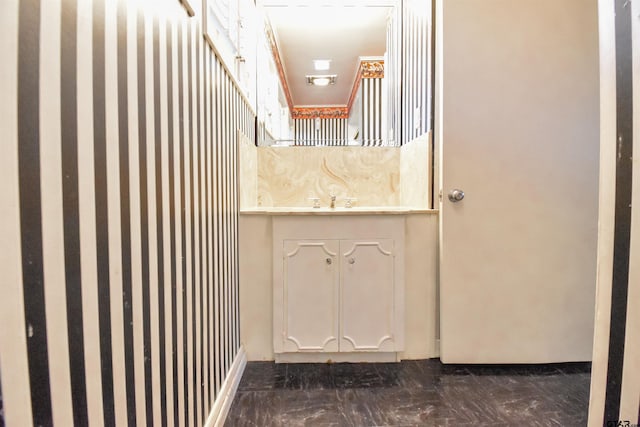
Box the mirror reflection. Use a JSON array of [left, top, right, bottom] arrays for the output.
[[255, 1, 399, 147]]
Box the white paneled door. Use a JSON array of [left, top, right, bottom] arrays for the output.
[[438, 0, 600, 363]]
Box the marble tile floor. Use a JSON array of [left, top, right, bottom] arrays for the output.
[[225, 359, 591, 427]]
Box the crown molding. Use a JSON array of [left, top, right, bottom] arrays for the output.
[[265, 21, 295, 112], [291, 107, 349, 119], [346, 59, 384, 112]]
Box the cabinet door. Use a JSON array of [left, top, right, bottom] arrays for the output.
[[340, 239, 396, 352], [281, 240, 340, 352]]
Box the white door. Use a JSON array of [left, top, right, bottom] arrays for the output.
[[281, 240, 340, 352], [438, 0, 599, 363], [340, 239, 396, 352]]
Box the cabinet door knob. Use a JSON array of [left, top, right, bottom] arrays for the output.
[[326, 258, 332, 265], [348, 258, 356, 264]]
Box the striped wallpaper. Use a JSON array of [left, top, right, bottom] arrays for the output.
[[0, 0, 253, 426], [293, 118, 348, 146], [382, 0, 432, 147], [385, 3, 400, 146], [360, 77, 384, 146], [400, 0, 431, 145], [588, 0, 640, 425], [292, 76, 384, 147]]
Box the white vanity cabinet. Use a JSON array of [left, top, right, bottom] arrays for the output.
[[273, 216, 405, 360]]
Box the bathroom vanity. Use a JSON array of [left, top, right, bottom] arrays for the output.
[[239, 207, 435, 363], [238, 135, 438, 363], [272, 212, 405, 362]]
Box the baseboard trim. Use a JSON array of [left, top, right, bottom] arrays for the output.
[[274, 352, 399, 363], [204, 346, 247, 427]]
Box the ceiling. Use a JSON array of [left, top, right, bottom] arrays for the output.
[[264, 4, 390, 107]]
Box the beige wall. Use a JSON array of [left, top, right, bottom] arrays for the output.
[[403, 214, 440, 358], [239, 215, 274, 360], [239, 213, 439, 361]]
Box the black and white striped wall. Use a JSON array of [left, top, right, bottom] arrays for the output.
[[360, 77, 384, 146], [400, 0, 431, 145], [293, 118, 347, 146], [291, 77, 384, 147], [588, 0, 639, 425], [385, 3, 400, 146], [0, 0, 253, 426], [382, 0, 431, 146]]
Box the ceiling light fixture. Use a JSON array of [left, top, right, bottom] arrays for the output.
[[313, 59, 331, 71], [306, 75, 337, 86]]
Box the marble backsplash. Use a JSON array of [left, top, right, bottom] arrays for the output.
[[257, 147, 401, 208], [239, 131, 258, 208], [400, 133, 431, 208], [240, 133, 431, 209]]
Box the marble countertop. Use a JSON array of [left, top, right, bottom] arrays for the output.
[[240, 207, 438, 215]]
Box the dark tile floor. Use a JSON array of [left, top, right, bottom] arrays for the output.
[[225, 359, 591, 427]]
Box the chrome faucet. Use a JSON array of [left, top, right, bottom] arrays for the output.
[[330, 193, 336, 209]]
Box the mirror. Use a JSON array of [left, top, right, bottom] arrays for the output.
[[204, 0, 258, 109], [255, 0, 400, 147]]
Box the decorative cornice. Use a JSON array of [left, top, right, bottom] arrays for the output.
[[361, 60, 385, 79], [265, 21, 295, 112], [291, 107, 349, 120], [346, 72, 363, 113], [346, 59, 384, 113]]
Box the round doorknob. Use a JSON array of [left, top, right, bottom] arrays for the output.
[[326, 258, 332, 265], [348, 258, 355, 264], [448, 189, 465, 203]]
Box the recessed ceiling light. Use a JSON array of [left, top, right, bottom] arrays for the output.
[[306, 75, 337, 86], [313, 59, 331, 71], [312, 77, 331, 86]]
